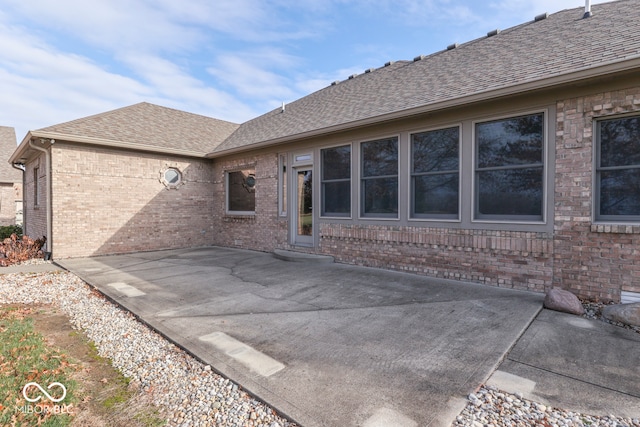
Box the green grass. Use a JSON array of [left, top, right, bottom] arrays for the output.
[[0, 308, 77, 426], [134, 409, 167, 427], [101, 373, 132, 410], [0, 225, 23, 240]]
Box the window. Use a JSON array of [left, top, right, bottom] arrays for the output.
[[161, 167, 182, 189], [279, 154, 287, 217], [321, 145, 351, 217], [33, 167, 39, 207], [227, 168, 256, 214], [411, 127, 460, 219], [596, 115, 640, 221], [361, 137, 398, 217], [475, 113, 544, 221]]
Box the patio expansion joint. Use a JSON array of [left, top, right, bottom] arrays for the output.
[[503, 359, 640, 399]]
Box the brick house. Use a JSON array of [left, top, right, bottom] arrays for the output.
[[9, 1, 640, 302], [0, 126, 23, 226]]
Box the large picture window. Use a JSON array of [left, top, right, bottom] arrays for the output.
[[321, 145, 351, 217], [596, 115, 640, 221], [411, 127, 460, 219], [227, 168, 256, 214], [475, 113, 544, 221], [361, 137, 398, 218]]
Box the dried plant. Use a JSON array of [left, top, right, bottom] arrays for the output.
[[0, 234, 46, 266]]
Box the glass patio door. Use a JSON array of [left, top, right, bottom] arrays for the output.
[[294, 168, 313, 245]]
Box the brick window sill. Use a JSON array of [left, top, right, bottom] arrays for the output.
[[591, 224, 640, 234], [223, 214, 256, 223]]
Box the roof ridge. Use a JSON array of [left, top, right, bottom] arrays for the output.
[[37, 102, 238, 133]]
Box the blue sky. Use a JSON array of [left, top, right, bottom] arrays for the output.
[[0, 0, 613, 142]]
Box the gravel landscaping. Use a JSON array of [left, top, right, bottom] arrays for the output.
[[454, 386, 639, 427], [0, 270, 297, 427], [1, 268, 638, 426]]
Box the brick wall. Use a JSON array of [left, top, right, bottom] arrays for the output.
[[51, 143, 216, 258], [211, 153, 288, 251], [554, 87, 640, 302], [319, 224, 554, 292], [208, 87, 640, 302], [24, 154, 48, 245], [0, 183, 16, 226]]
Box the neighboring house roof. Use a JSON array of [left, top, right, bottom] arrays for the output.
[[30, 102, 239, 157], [212, 0, 640, 155], [0, 126, 21, 183]]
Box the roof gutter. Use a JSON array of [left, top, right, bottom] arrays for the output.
[[10, 131, 208, 162], [206, 56, 640, 158], [28, 139, 53, 258]]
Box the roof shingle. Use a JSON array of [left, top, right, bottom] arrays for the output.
[[214, 0, 640, 154], [37, 102, 239, 156]]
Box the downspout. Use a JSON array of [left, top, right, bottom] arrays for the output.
[[10, 162, 25, 232], [27, 139, 53, 258]]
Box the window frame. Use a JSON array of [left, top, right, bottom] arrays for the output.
[[225, 167, 256, 216], [161, 167, 183, 189], [33, 167, 39, 207], [472, 111, 547, 224], [409, 125, 462, 221], [320, 144, 352, 218], [278, 154, 287, 217], [594, 113, 640, 223], [359, 135, 400, 220]]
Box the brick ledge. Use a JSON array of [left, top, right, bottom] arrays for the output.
[[590, 224, 640, 234]]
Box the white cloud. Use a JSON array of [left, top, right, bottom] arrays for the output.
[[0, 0, 622, 142], [1, 0, 206, 54], [120, 53, 259, 122]]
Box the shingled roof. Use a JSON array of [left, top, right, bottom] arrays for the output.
[[0, 127, 21, 183], [34, 102, 239, 157], [212, 0, 640, 155]]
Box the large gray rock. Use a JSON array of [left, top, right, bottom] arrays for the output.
[[544, 288, 584, 315], [602, 303, 640, 327]]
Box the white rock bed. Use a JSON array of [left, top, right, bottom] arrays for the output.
[[1, 271, 638, 427], [454, 386, 639, 427], [0, 271, 296, 427]]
